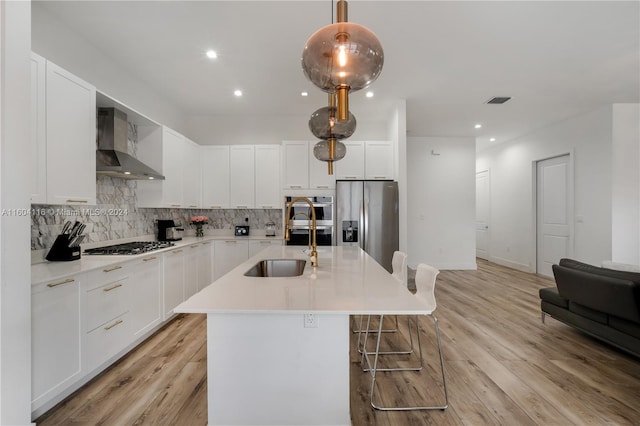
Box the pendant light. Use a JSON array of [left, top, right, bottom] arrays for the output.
[[310, 93, 354, 175], [301, 0, 384, 122]]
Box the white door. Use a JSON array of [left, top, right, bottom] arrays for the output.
[[536, 154, 571, 277], [476, 170, 490, 260]]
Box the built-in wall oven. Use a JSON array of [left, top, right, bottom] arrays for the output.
[[284, 196, 334, 246]]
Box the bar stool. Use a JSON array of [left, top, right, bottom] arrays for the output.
[[356, 252, 415, 358], [362, 263, 449, 411]]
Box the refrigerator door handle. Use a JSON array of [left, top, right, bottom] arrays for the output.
[[359, 199, 365, 251], [363, 199, 369, 252]]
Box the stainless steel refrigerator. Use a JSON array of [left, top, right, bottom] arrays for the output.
[[335, 180, 399, 272]]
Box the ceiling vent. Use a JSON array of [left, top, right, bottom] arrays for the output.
[[486, 96, 511, 104]]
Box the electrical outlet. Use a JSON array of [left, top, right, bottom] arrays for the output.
[[304, 313, 318, 328]]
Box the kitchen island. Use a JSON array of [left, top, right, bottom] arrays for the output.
[[175, 245, 428, 426]]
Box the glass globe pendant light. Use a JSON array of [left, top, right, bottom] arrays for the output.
[[301, 0, 384, 122], [310, 93, 353, 175]]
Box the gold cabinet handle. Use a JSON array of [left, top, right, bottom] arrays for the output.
[[172, 250, 183, 254], [104, 319, 123, 331], [261, 205, 273, 209], [210, 205, 221, 209], [66, 199, 88, 203], [103, 283, 123, 292], [316, 185, 329, 189], [170, 204, 180, 207], [373, 176, 386, 179], [103, 265, 123, 273], [236, 205, 248, 209], [143, 256, 157, 262], [47, 278, 75, 288], [190, 244, 200, 248], [189, 205, 198, 208], [225, 240, 237, 244], [289, 185, 302, 189]]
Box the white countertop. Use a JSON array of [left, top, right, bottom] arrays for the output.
[[175, 246, 429, 315], [31, 234, 282, 285]]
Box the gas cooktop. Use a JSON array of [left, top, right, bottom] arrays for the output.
[[84, 241, 175, 255]]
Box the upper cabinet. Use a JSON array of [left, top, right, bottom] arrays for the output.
[[33, 56, 96, 205], [30, 53, 47, 204], [335, 141, 394, 181], [334, 141, 365, 180], [229, 145, 255, 209], [182, 138, 201, 208], [282, 140, 336, 190], [282, 141, 309, 189], [254, 145, 281, 208], [202, 146, 230, 209], [137, 126, 184, 208]]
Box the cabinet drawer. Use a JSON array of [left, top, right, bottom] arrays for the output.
[[85, 312, 132, 372], [85, 277, 130, 332], [86, 262, 130, 291]]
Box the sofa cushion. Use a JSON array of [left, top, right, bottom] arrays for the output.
[[559, 258, 640, 283], [609, 316, 640, 340], [569, 301, 608, 324], [539, 287, 568, 308], [553, 263, 640, 323]]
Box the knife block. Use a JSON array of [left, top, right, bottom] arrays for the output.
[[46, 234, 81, 262]]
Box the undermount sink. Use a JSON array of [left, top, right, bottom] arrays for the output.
[[244, 259, 307, 277]]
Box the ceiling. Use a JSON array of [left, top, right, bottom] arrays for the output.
[[34, 1, 639, 151]]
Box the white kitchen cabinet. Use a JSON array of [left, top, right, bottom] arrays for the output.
[[229, 145, 255, 208], [249, 239, 283, 257], [30, 53, 47, 204], [197, 241, 213, 291], [335, 141, 365, 180], [137, 126, 184, 208], [214, 239, 249, 280], [365, 141, 394, 180], [129, 254, 162, 338], [83, 263, 132, 372], [309, 148, 336, 189], [282, 141, 309, 189], [255, 145, 281, 208], [32, 274, 82, 411], [202, 145, 230, 209], [184, 241, 213, 295], [182, 138, 202, 208], [45, 60, 97, 205], [163, 247, 185, 318]]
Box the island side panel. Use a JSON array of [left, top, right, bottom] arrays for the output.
[[207, 313, 350, 426]]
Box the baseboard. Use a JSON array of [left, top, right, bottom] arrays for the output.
[[490, 256, 532, 273]]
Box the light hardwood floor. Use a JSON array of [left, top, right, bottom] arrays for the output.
[[36, 259, 640, 425]]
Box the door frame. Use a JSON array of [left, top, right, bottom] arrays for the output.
[[475, 169, 491, 261], [531, 150, 575, 275]]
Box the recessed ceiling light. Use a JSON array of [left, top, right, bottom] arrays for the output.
[[366, 91, 374, 98], [206, 50, 217, 59], [489, 137, 496, 142], [123, 171, 131, 175], [474, 124, 482, 129], [148, 177, 154, 180], [301, 92, 308, 97], [234, 90, 243, 97]]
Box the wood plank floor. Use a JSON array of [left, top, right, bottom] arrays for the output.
[[36, 259, 640, 425]]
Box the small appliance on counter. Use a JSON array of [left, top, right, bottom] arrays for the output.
[[265, 222, 276, 237], [158, 219, 184, 241], [46, 221, 86, 261], [234, 225, 250, 236]]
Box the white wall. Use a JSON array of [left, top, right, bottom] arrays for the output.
[[407, 137, 476, 270], [476, 105, 616, 271], [611, 103, 640, 265], [0, 1, 33, 423], [185, 114, 389, 146], [31, 3, 186, 134]]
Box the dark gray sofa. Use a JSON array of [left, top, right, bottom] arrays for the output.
[[539, 258, 640, 357]]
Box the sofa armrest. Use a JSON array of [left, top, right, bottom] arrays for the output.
[[553, 264, 640, 323]]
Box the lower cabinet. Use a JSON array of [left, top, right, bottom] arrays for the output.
[[130, 254, 162, 338], [31, 275, 82, 412], [214, 239, 249, 280], [196, 241, 213, 291], [249, 239, 282, 257], [83, 263, 132, 373], [163, 247, 185, 319]]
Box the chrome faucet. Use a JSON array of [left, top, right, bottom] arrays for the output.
[[284, 197, 318, 267]]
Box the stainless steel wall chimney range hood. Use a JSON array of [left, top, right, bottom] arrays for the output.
[[96, 108, 165, 180]]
